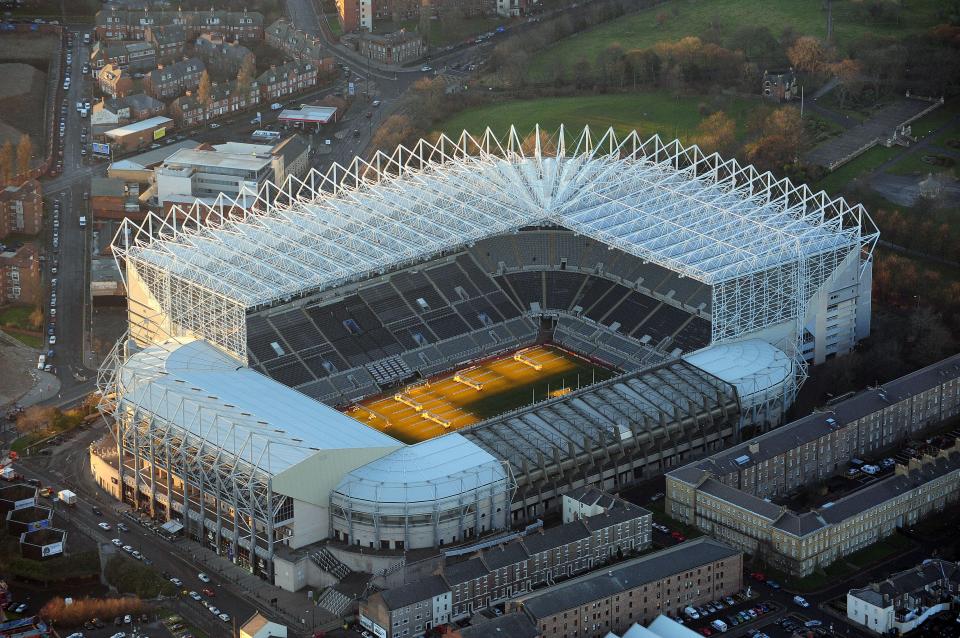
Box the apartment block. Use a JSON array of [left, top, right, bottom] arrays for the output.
[[336, 0, 372, 33], [666, 353, 960, 576], [0, 180, 43, 239], [144, 57, 205, 100], [0, 243, 41, 305], [360, 490, 651, 638], [510, 538, 742, 638], [265, 19, 330, 66], [357, 31, 424, 65]]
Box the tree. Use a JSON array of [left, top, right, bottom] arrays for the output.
[[908, 306, 955, 366], [831, 58, 862, 108], [787, 36, 826, 73], [692, 111, 736, 156], [520, 129, 557, 157], [197, 70, 212, 106], [16, 406, 55, 434], [743, 107, 803, 171], [596, 43, 626, 87], [0, 140, 13, 183], [370, 114, 417, 155], [28, 307, 43, 330], [572, 56, 592, 89], [15, 134, 32, 177], [235, 53, 256, 96]]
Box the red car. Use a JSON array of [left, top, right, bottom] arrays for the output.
[[750, 571, 766, 582], [202, 588, 215, 597], [697, 628, 712, 636]]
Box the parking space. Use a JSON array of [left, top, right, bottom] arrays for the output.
[[679, 590, 782, 636], [754, 614, 835, 638]]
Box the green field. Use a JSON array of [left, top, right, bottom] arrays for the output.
[[814, 144, 901, 195], [528, 0, 945, 80], [439, 92, 762, 142], [467, 359, 618, 420], [374, 15, 509, 47]]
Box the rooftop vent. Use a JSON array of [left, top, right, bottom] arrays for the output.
[[734, 455, 751, 467]]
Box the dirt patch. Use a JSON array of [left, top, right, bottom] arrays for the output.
[[0, 330, 40, 408], [0, 34, 58, 153]]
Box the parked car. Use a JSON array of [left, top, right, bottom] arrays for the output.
[[111, 538, 122, 546], [750, 571, 766, 582], [270, 103, 283, 110], [793, 595, 810, 608], [98, 522, 111, 531], [765, 579, 781, 589], [169, 577, 183, 586]]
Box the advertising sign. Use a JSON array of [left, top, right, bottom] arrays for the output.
[[348, 82, 355, 96], [153, 127, 166, 141], [91, 142, 111, 155], [359, 615, 387, 638], [41, 542, 63, 557], [27, 518, 50, 532], [13, 497, 34, 511]]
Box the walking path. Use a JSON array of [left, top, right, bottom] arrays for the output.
[[803, 97, 939, 169]]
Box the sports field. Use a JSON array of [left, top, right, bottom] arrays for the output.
[[346, 345, 617, 443]]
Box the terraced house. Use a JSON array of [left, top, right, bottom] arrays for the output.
[[169, 80, 261, 127], [95, 6, 264, 42], [666, 353, 960, 576], [144, 25, 187, 61], [257, 61, 320, 101], [144, 57, 205, 100], [265, 19, 329, 66], [360, 489, 652, 637]]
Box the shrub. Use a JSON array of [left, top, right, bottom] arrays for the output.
[[41, 597, 147, 627], [105, 556, 177, 598]]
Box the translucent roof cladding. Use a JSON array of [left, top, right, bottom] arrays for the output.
[[332, 434, 507, 505], [117, 338, 401, 475], [683, 339, 793, 406], [120, 130, 874, 309]]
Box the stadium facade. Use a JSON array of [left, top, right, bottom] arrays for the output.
[[95, 127, 878, 585]]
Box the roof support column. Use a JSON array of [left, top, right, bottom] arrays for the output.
[[148, 432, 157, 519], [267, 478, 275, 583], [164, 439, 173, 523]]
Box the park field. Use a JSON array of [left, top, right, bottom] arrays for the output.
[[346, 345, 617, 443], [439, 92, 761, 143], [528, 0, 946, 80]]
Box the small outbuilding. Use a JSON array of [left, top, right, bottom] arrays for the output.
[[19, 527, 66, 560]]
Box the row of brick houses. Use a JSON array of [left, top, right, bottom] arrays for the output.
[[355, 31, 425, 65], [265, 19, 328, 66], [95, 7, 264, 42], [508, 538, 743, 638], [666, 353, 960, 577], [90, 40, 157, 73], [194, 33, 254, 77], [145, 24, 187, 60], [169, 80, 261, 127], [144, 57, 205, 100], [360, 489, 652, 638], [258, 60, 332, 101]]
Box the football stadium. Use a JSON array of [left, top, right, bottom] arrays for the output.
[[94, 127, 878, 586]]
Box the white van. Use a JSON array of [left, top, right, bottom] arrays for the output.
[[710, 619, 728, 633], [683, 606, 699, 620]]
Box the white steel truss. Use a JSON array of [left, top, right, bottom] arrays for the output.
[[112, 126, 878, 364]]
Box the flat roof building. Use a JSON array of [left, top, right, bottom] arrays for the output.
[[104, 116, 173, 152], [156, 145, 275, 206]]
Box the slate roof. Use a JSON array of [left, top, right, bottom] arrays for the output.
[[458, 613, 540, 638], [380, 574, 448, 611], [520, 538, 739, 620], [443, 557, 489, 585], [522, 520, 591, 555]]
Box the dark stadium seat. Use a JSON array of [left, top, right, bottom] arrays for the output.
[[360, 282, 417, 324], [671, 316, 712, 352], [456, 254, 500, 294], [572, 277, 614, 315], [426, 313, 471, 340], [637, 303, 690, 344], [425, 262, 480, 302], [544, 272, 586, 311], [501, 272, 543, 310], [263, 356, 314, 388], [604, 291, 658, 334]]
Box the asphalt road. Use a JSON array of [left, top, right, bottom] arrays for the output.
[[43, 29, 98, 397], [17, 423, 257, 637]]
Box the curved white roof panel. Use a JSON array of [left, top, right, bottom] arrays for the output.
[[683, 339, 792, 405], [116, 128, 877, 309], [333, 434, 507, 505], [117, 338, 401, 474]]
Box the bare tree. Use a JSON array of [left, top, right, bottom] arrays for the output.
[[15, 134, 32, 177]]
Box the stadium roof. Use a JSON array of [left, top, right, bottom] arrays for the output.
[[683, 339, 792, 406], [117, 338, 401, 475], [333, 433, 507, 505], [117, 128, 877, 310]]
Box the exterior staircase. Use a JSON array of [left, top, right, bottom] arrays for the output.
[[317, 586, 353, 617], [310, 547, 351, 580]]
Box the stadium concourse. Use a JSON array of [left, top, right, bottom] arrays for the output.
[[93, 127, 878, 590]]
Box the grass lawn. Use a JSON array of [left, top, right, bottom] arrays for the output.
[[886, 150, 957, 178], [814, 144, 902, 195], [439, 92, 763, 143], [0, 305, 37, 330], [909, 100, 960, 138], [325, 14, 343, 37], [845, 533, 914, 568], [528, 0, 944, 80], [11, 432, 45, 454], [467, 359, 617, 420], [9, 332, 44, 349]]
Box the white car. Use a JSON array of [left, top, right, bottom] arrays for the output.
[[209, 123, 220, 129], [123, 614, 131, 624], [208, 606, 221, 616], [189, 591, 202, 601], [793, 595, 810, 608], [218, 613, 230, 623], [48, 335, 56, 345], [131, 550, 143, 560], [270, 102, 283, 110], [111, 538, 123, 547], [372, 100, 381, 107], [122, 545, 133, 553], [169, 577, 183, 587], [198, 572, 211, 583], [98, 522, 111, 531], [420, 65, 432, 72]]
